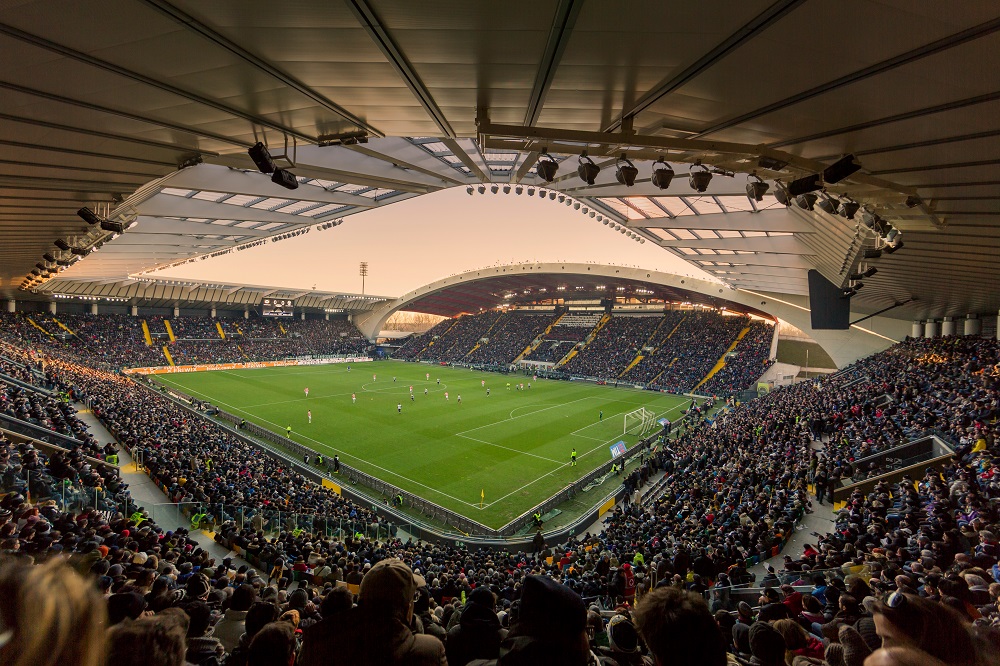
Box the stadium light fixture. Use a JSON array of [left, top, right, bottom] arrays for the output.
[[795, 192, 817, 211], [787, 173, 823, 196], [651, 157, 675, 190], [248, 142, 277, 174], [863, 266, 878, 278], [527, 187, 535, 196], [548, 191, 557, 200], [688, 161, 712, 192], [904, 195, 922, 208], [838, 198, 860, 219], [884, 240, 904, 253], [773, 181, 792, 206], [54, 239, 71, 251], [100, 220, 126, 234], [817, 193, 839, 215], [466, 186, 473, 195], [503, 185, 511, 194], [271, 168, 299, 190], [515, 185, 523, 195], [42, 253, 55, 263], [823, 154, 861, 184], [77, 207, 102, 225], [863, 248, 883, 259], [477, 185, 486, 194], [758, 156, 788, 171], [536, 150, 559, 182], [490, 184, 499, 194], [615, 155, 638, 187], [745, 172, 768, 202], [577, 152, 600, 185]]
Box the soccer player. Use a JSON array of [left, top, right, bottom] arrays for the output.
[[307, 409, 312, 424], [506, 382, 510, 390], [437, 378, 440, 385], [520, 383, 524, 390], [533, 374, 537, 382], [457, 395, 462, 404], [481, 379, 485, 388], [373, 373, 377, 382], [444, 392, 449, 401], [333, 454, 340, 473], [527, 382, 531, 389], [599, 410, 603, 421], [486, 388, 490, 396], [424, 388, 428, 396], [397, 403, 402, 413], [393, 376, 396, 383], [410, 392, 415, 402], [571, 448, 577, 466], [426, 372, 429, 381], [286, 425, 292, 438], [409, 385, 413, 394], [304, 387, 309, 397], [351, 393, 356, 404]]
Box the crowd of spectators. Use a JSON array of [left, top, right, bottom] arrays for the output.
[[2, 318, 1000, 665], [393, 318, 454, 360], [562, 315, 661, 379], [0, 312, 369, 371], [464, 312, 552, 366], [699, 320, 776, 396]]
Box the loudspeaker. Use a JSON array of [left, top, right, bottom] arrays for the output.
[[807, 269, 851, 330]]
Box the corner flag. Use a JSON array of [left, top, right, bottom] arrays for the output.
[[480, 489, 485, 508]]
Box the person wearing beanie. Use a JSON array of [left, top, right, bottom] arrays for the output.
[[183, 600, 225, 666], [299, 558, 444, 665], [634, 586, 726, 666], [748, 621, 785, 666], [446, 587, 506, 666]]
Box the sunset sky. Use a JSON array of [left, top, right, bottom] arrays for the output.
[[152, 187, 715, 296]]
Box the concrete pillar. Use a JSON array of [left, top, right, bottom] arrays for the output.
[[243, 309, 249, 320], [6, 299, 14, 313], [131, 305, 138, 316], [173, 305, 180, 318], [300, 311, 306, 321], [964, 315, 981, 336], [924, 320, 939, 338], [48, 301, 57, 314], [90, 303, 98, 315], [997, 310, 1000, 341], [911, 321, 923, 338], [941, 316, 956, 336], [210, 306, 217, 318]]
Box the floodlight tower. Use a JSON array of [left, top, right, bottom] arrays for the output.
[[359, 261, 368, 295]]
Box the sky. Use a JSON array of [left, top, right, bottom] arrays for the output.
[[152, 187, 715, 297]]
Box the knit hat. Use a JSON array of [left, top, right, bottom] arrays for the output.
[[607, 614, 640, 654], [748, 622, 785, 665], [838, 625, 873, 666], [359, 558, 425, 614], [186, 573, 211, 599], [512, 575, 587, 640], [855, 616, 881, 652], [468, 586, 496, 609]]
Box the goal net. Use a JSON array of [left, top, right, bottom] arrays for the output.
[[624, 407, 657, 437]]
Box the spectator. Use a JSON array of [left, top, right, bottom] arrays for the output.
[[446, 587, 506, 665], [105, 613, 188, 666], [214, 583, 256, 653], [633, 586, 727, 666]]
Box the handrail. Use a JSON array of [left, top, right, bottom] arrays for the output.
[[0, 371, 54, 396], [0, 412, 85, 449]]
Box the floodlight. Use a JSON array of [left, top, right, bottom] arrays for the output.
[[795, 193, 817, 210], [841, 287, 857, 299], [54, 239, 71, 251], [758, 156, 788, 171], [500, 185, 509, 194], [77, 207, 102, 225], [490, 185, 499, 194], [548, 191, 556, 200], [577, 152, 600, 185], [823, 154, 861, 184], [817, 194, 838, 214], [43, 253, 55, 263], [558, 195, 565, 203], [536, 150, 559, 182], [883, 241, 903, 254], [271, 168, 299, 190], [774, 181, 792, 206], [863, 267, 878, 278], [101, 220, 126, 234], [838, 198, 860, 219], [651, 158, 675, 190], [863, 248, 883, 259], [527, 188, 535, 196], [689, 162, 712, 192], [466, 186, 473, 195], [787, 173, 822, 196], [904, 195, 922, 208], [746, 173, 768, 202], [615, 155, 638, 187], [248, 142, 277, 174], [477, 185, 486, 194]]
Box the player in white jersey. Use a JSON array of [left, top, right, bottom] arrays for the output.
[[397, 403, 402, 413], [409, 386, 413, 394], [351, 393, 356, 404], [373, 374, 376, 382], [457, 395, 462, 404], [426, 372, 430, 381], [304, 387, 309, 397], [424, 388, 428, 396]]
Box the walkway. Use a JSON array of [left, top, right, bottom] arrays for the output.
[[74, 403, 254, 572]]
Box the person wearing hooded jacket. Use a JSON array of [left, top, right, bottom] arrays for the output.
[[446, 588, 507, 665]]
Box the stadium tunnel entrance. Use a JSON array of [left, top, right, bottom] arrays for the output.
[[356, 262, 911, 369]]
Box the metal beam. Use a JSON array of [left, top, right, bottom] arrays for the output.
[[161, 164, 380, 206], [604, 0, 807, 133], [693, 253, 814, 269], [692, 17, 1000, 138], [629, 209, 809, 232], [656, 235, 812, 253], [0, 22, 318, 145], [438, 138, 488, 182], [769, 90, 1000, 149], [345, 0, 454, 137], [0, 80, 252, 148], [525, 0, 582, 127], [344, 144, 464, 185], [139, 0, 381, 138]]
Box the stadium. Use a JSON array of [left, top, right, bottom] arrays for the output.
[[0, 3, 998, 665]]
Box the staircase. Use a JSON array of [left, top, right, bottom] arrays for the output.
[[694, 326, 751, 391], [418, 319, 458, 357], [216, 321, 226, 339], [618, 316, 670, 378], [554, 313, 608, 369], [162, 345, 175, 366], [164, 320, 176, 342], [141, 320, 153, 346], [26, 317, 55, 340], [51, 317, 75, 336]]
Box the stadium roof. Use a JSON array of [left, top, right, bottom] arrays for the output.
[[2, 1, 999, 321]]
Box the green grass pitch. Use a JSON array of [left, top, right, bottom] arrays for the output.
[[152, 360, 689, 528]]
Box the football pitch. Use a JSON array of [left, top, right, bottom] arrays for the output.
[[151, 360, 688, 528]]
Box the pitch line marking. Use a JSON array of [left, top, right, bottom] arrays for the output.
[[456, 395, 597, 437], [154, 376, 482, 508], [455, 434, 563, 464]]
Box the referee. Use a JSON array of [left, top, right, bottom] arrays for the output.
[[570, 448, 577, 466]]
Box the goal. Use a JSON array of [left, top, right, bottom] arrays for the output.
[[624, 407, 657, 437]]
